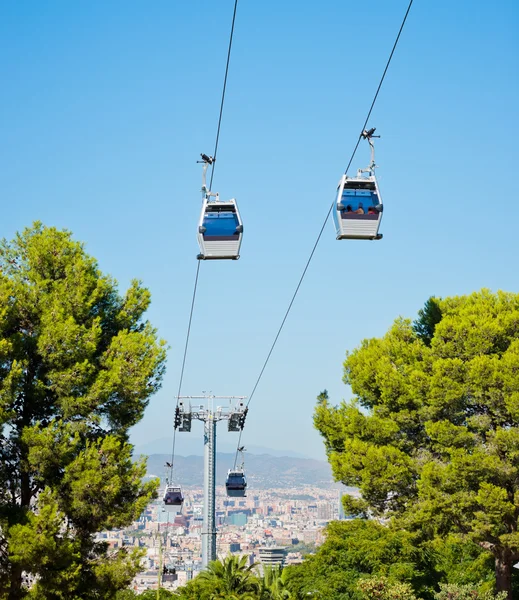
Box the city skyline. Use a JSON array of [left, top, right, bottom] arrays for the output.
[[105, 484, 344, 592]]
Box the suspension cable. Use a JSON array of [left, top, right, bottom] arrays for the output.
[[168, 0, 241, 483], [238, 0, 414, 447], [233, 430, 243, 468], [209, 0, 239, 191], [168, 260, 201, 481], [343, 0, 414, 176]]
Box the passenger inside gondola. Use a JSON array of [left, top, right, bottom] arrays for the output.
[[340, 188, 380, 218], [164, 487, 183, 506]]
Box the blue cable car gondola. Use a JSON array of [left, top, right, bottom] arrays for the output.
[[333, 128, 383, 241], [225, 468, 247, 497], [197, 195, 243, 260], [196, 154, 243, 260]]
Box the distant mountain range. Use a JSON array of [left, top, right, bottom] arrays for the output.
[[134, 437, 311, 459], [141, 453, 336, 489]]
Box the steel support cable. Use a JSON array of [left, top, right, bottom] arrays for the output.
[[164, 510, 172, 576], [209, 0, 239, 191], [168, 0, 241, 481], [233, 207, 331, 468], [233, 0, 414, 468], [233, 429, 243, 468], [344, 0, 414, 176], [168, 260, 201, 482]]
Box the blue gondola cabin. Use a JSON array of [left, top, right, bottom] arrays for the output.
[[197, 195, 243, 260]]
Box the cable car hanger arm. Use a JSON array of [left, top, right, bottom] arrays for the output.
[[197, 153, 215, 197], [358, 128, 380, 176]]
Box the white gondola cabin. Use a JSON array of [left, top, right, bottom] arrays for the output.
[[197, 195, 243, 260], [332, 128, 383, 241], [225, 469, 247, 497], [332, 175, 383, 240], [163, 485, 184, 510]]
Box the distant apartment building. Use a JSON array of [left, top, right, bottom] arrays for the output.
[[227, 512, 248, 526], [258, 546, 286, 568], [338, 490, 345, 520], [317, 502, 333, 520]]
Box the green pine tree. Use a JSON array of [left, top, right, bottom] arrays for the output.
[[412, 296, 442, 347], [0, 223, 167, 599], [314, 290, 519, 599], [282, 519, 434, 599], [357, 576, 419, 600]]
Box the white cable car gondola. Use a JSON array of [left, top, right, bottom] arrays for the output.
[[225, 468, 247, 497], [333, 128, 383, 241], [196, 154, 243, 260], [163, 485, 184, 510]]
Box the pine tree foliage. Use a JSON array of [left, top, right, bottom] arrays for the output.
[[434, 583, 507, 600], [0, 224, 167, 599], [412, 297, 442, 347], [357, 576, 418, 600], [282, 519, 435, 599], [314, 290, 519, 599]]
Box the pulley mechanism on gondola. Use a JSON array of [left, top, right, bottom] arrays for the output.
[[333, 128, 384, 241], [196, 153, 243, 260]]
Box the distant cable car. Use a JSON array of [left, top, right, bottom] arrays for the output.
[[197, 154, 243, 260], [333, 128, 383, 241], [226, 445, 247, 497], [163, 485, 184, 509], [162, 565, 177, 583], [225, 469, 247, 497]]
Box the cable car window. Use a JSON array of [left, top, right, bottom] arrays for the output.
[[340, 189, 379, 215], [344, 181, 375, 190], [202, 211, 239, 237], [228, 475, 244, 484], [164, 486, 183, 505]]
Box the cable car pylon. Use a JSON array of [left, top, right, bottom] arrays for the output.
[[175, 394, 247, 568]]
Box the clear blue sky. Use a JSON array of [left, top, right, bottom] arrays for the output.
[[1, 1, 518, 460]]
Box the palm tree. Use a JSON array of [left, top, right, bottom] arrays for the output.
[[260, 566, 293, 600], [196, 554, 260, 599]]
